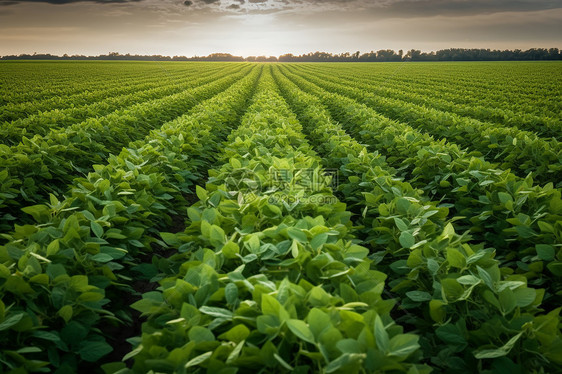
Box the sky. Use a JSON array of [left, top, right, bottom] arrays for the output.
[[0, 0, 561, 57]]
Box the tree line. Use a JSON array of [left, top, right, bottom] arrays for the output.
[[2, 48, 561, 62]]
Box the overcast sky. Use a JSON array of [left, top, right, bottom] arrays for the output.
[[1, 0, 561, 56]]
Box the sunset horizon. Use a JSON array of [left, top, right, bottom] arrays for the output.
[[1, 0, 561, 57]]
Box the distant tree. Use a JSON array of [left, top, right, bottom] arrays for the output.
[[2, 48, 561, 62]]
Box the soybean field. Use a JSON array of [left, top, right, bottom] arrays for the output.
[[0, 61, 561, 374]]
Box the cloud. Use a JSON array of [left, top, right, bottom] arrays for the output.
[[226, 0, 562, 17], [368, 0, 562, 18], [0, 0, 142, 5], [2, 0, 560, 16]]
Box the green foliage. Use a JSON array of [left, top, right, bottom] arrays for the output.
[[0, 64, 253, 231], [0, 64, 260, 372], [123, 69, 426, 373], [0, 61, 560, 373], [273, 65, 562, 373]]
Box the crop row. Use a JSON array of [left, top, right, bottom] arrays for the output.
[[295, 65, 561, 139], [120, 67, 427, 374], [0, 62, 214, 106], [0, 65, 253, 231], [285, 65, 562, 185], [0, 66, 261, 373], [0, 63, 230, 124], [272, 66, 562, 372], [279, 65, 562, 301], [0, 64, 245, 145], [302, 63, 562, 119], [0, 63, 559, 374]]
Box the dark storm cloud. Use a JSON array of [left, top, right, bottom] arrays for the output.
[[0, 0, 142, 5], [286, 0, 562, 17], [1, 0, 559, 15], [371, 0, 562, 18]]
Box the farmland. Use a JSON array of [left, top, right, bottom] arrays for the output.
[[0, 61, 561, 373]]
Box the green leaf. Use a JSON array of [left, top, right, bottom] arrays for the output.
[[58, 305, 73, 323], [0, 313, 24, 331], [187, 207, 201, 222], [219, 324, 250, 343], [498, 192, 512, 204], [257, 314, 281, 335], [122, 345, 143, 361], [291, 239, 299, 258], [21, 204, 50, 221], [46, 239, 60, 256], [406, 291, 432, 302], [230, 157, 242, 169], [17, 347, 42, 354], [399, 231, 415, 249], [286, 319, 315, 344], [287, 227, 307, 243], [188, 326, 215, 344], [226, 340, 244, 365], [196, 185, 208, 201], [394, 218, 408, 232], [499, 288, 516, 315], [363, 192, 379, 204], [100, 246, 127, 260], [442, 223, 456, 238], [273, 353, 293, 371], [547, 261, 562, 276], [262, 293, 289, 322], [29, 274, 49, 285], [310, 233, 328, 251], [199, 306, 233, 319], [427, 259, 440, 275], [429, 300, 446, 323], [388, 334, 420, 357], [308, 308, 331, 339], [441, 278, 464, 302], [474, 332, 523, 359], [436, 324, 467, 347], [513, 287, 536, 307], [447, 248, 466, 269], [185, 351, 212, 368], [91, 221, 104, 238], [79, 340, 113, 362], [91, 253, 113, 263], [209, 225, 225, 247], [396, 198, 410, 213], [477, 266, 495, 290], [246, 234, 260, 254], [222, 241, 239, 259], [536, 244, 555, 261], [101, 362, 127, 374], [456, 275, 481, 286], [336, 339, 361, 354], [161, 232, 180, 246], [225, 283, 238, 305], [374, 315, 389, 353], [325, 353, 366, 373]]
